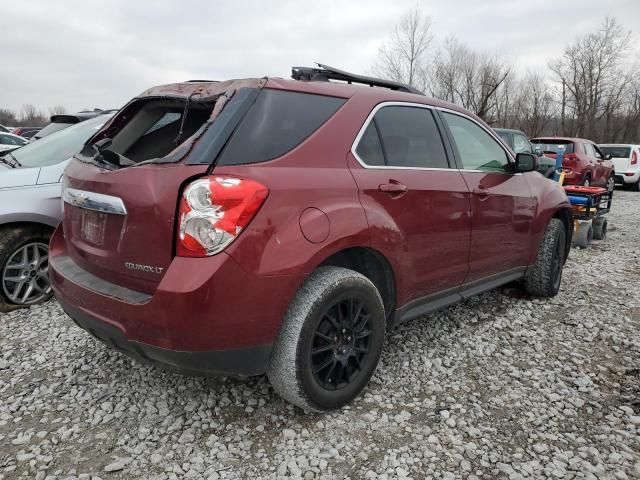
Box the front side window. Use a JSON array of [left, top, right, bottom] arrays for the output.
[[496, 131, 511, 146], [592, 145, 603, 159], [513, 134, 532, 154], [442, 112, 509, 171], [355, 106, 449, 169]]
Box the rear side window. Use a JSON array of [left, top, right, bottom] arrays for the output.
[[355, 106, 449, 169], [217, 90, 345, 166]]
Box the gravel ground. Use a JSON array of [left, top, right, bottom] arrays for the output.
[[1, 190, 639, 480]]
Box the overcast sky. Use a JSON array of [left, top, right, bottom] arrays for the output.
[[1, 0, 638, 114]]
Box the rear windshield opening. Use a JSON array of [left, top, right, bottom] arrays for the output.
[[599, 146, 631, 158], [531, 140, 574, 155], [107, 99, 215, 163]]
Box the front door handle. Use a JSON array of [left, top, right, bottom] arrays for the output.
[[473, 185, 490, 199], [379, 182, 408, 197]]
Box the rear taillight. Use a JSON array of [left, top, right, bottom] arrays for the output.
[[632, 151, 637, 165], [562, 153, 578, 166], [177, 176, 268, 257]]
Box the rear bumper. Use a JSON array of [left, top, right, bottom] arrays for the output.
[[614, 171, 640, 184], [561, 170, 582, 185], [49, 225, 304, 377], [59, 299, 272, 377]]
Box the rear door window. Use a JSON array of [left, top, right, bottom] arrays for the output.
[[355, 106, 449, 169], [217, 90, 345, 166], [355, 123, 385, 166]]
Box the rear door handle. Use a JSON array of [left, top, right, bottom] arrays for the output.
[[379, 182, 408, 196]]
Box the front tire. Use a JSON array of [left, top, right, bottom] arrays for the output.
[[0, 226, 53, 307], [267, 267, 386, 411], [606, 175, 615, 193], [524, 219, 566, 297]]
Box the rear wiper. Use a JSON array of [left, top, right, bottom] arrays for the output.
[[90, 139, 133, 169], [173, 92, 200, 146], [0, 153, 22, 168]]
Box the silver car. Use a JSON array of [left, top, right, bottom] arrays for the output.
[[0, 114, 112, 308]]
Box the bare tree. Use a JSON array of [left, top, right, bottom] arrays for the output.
[[430, 36, 512, 122], [20, 104, 47, 126], [49, 105, 67, 116], [374, 7, 433, 92], [373, 11, 638, 142], [0, 108, 18, 126], [549, 17, 632, 140]]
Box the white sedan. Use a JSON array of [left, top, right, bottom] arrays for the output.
[[0, 132, 28, 153]]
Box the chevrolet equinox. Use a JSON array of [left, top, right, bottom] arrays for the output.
[[50, 64, 573, 411]]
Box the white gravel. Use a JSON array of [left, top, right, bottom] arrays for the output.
[[1, 190, 639, 480]]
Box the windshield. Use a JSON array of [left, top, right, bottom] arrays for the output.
[[496, 131, 510, 144], [530, 139, 574, 155], [599, 146, 631, 158], [34, 121, 75, 139], [11, 115, 111, 168]]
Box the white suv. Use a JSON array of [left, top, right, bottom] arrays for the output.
[[599, 144, 640, 191]]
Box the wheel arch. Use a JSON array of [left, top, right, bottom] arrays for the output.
[[552, 207, 573, 262], [315, 246, 397, 325], [0, 220, 56, 236]]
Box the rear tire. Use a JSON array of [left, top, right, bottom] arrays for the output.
[[573, 221, 593, 249], [267, 267, 386, 411], [593, 218, 608, 240], [606, 175, 615, 193], [631, 180, 640, 192], [524, 219, 566, 297]]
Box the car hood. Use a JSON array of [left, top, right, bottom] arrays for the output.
[[0, 164, 40, 189]]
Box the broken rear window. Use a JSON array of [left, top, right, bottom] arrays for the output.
[[104, 99, 215, 163]]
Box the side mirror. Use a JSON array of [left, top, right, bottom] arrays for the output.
[[515, 152, 537, 172]]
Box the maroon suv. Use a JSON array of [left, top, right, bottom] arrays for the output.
[[50, 65, 573, 411], [530, 137, 615, 191]]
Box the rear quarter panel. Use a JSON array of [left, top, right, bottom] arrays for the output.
[[217, 92, 376, 278], [0, 183, 63, 228]]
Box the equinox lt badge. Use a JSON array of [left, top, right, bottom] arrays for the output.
[[124, 262, 164, 274]]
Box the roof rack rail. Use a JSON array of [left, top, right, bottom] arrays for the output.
[[185, 79, 219, 83], [291, 63, 423, 95]]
